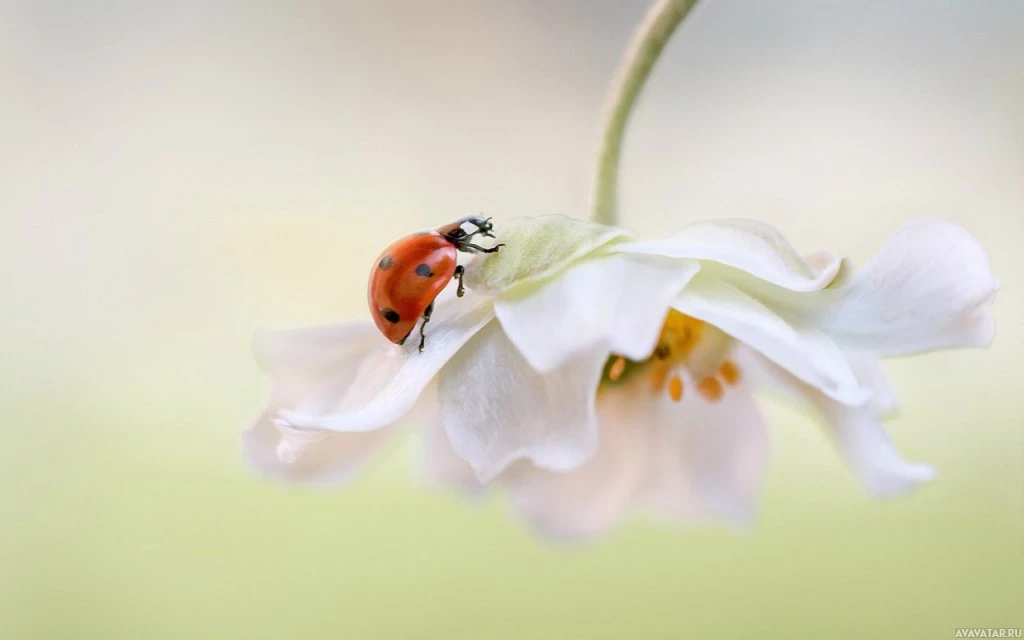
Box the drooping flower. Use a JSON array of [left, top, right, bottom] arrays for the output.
[[243, 214, 997, 540]]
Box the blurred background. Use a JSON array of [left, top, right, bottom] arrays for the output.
[[3, 0, 1022, 637]]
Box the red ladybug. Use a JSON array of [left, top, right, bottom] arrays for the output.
[[368, 216, 503, 352]]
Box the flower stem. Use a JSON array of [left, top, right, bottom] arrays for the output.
[[592, 0, 700, 226]]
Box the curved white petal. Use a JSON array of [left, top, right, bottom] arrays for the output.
[[252, 323, 379, 400], [846, 351, 900, 417], [735, 347, 933, 497], [673, 273, 871, 406], [503, 381, 660, 540], [243, 414, 398, 484], [243, 322, 393, 483], [807, 217, 999, 355], [253, 322, 377, 370], [645, 371, 769, 524], [278, 295, 494, 432], [617, 219, 842, 292], [809, 396, 935, 497], [495, 254, 700, 373], [438, 320, 606, 483], [415, 386, 484, 495]]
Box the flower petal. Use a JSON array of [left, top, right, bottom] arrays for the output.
[[252, 323, 379, 402], [673, 273, 870, 406], [644, 371, 769, 524], [438, 320, 606, 483], [416, 385, 484, 495], [243, 414, 397, 484], [802, 217, 998, 355], [503, 381, 660, 540], [809, 396, 936, 497], [243, 322, 393, 483], [278, 295, 494, 432], [846, 351, 900, 417], [494, 254, 700, 373], [735, 347, 933, 497], [617, 218, 843, 292]]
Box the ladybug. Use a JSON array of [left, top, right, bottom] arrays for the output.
[[368, 216, 503, 352]]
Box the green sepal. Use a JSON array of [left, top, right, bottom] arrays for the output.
[[464, 214, 632, 295]]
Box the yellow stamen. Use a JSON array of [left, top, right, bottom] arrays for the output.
[[599, 309, 734, 403], [718, 360, 741, 386], [668, 375, 684, 403], [655, 310, 705, 362], [697, 376, 724, 403], [608, 356, 626, 382]]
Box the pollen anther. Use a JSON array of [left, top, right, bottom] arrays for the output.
[[697, 376, 724, 403], [609, 356, 626, 382], [668, 375, 684, 402], [719, 360, 741, 385], [600, 310, 734, 401]]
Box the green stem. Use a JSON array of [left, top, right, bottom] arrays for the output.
[[592, 0, 700, 226]]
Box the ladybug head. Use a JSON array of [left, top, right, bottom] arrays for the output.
[[439, 215, 496, 247]]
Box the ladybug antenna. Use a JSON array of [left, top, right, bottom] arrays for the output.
[[472, 216, 495, 238]]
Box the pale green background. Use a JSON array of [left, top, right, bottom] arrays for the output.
[[2, 1, 1022, 638]]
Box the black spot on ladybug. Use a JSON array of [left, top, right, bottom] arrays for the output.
[[415, 263, 434, 277], [381, 308, 400, 324], [378, 255, 395, 270]]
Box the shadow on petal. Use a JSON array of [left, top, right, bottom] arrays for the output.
[[644, 371, 769, 526], [438, 320, 606, 484], [503, 382, 660, 541]]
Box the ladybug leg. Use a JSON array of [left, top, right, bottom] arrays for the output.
[[462, 242, 505, 254], [418, 302, 434, 353], [454, 265, 466, 298]]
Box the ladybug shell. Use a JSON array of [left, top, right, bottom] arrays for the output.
[[368, 231, 458, 344]]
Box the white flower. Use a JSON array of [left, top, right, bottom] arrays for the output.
[[243, 215, 998, 540]]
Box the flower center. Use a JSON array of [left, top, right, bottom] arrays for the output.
[[601, 309, 740, 403]]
